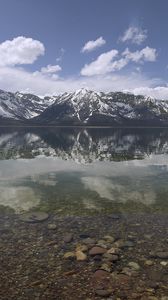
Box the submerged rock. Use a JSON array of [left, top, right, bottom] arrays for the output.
[[47, 223, 57, 230], [63, 252, 76, 259], [76, 250, 87, 261], [89, 246, 107, 256], [128, 262, 140, 270], [20, 212, 49, 223], [63, 233, 73, 243], [150, 251, 168, 259], [95, 289, 112, 297]]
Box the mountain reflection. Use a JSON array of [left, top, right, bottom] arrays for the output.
[[0, 127, 168, 163]]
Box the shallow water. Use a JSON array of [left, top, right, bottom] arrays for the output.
[[0, 127, 168, 299]]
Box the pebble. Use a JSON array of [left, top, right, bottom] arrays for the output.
[[83, 238, 96, 245], [144, 260, 154, 266], [89, 246, 107, 256], [63, 233, 73, 243], [121, 241, 135, 248], [95, 289, 112, 297], [63, 252, 76, 259], [103, 253, 119, 262], [100, 263, 112, 273], [103, 235, 115, 243], [79, 234, 90, 239], [93, 269, 110, 279], [160, 261, 168, 266], [150, 251, 168, 259], [128, 262, 140, 270], [76, 250, 87, 261], [47, 224, 57, 230], [76, 244, 88, 252], [107, 247, 120, 255], [20, 212, 49, 223]]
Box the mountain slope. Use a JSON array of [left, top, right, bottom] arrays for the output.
[[1, 88, 168, 126], [34, 88, 168, 126], [0, 89, 55, 120]]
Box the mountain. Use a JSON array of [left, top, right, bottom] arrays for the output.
[[1, 88, 168, 126], [0, 89, 55, 121]]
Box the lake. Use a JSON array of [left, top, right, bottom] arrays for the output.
[[0, 127, 168, 299]]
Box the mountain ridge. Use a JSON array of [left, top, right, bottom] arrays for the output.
[[1, 88, 168, 126]]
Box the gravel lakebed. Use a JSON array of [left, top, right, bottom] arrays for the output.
[[0, 212, 168, 300]]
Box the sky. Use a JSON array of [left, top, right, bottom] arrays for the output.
[[0, 0, 168, 98]]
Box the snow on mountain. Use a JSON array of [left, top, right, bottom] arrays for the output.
[[0, 89, 55, 120], [35, 88, 168, 125], [1, 87, 168, 125]]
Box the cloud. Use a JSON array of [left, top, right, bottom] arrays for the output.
[[81, 47, 157, 76], [123, 47, 157, 63], [0, 65, 165, 98], [120, 26, 147, 45], [81, 49, 119, 76], [131, 86, 168, 99], [41, 64, 62, 74], [81, 37, 106, 53], [0, 36, 45, 67]]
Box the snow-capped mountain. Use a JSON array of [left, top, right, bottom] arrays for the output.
[[34, 88, 168, 125], [1, 87, 168, 125], [0, 89, 55, 120]]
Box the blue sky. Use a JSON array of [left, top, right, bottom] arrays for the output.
[[0, 0, 168, 98]]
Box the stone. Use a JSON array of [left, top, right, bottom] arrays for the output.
[[20, 212, 49, 223], [93, 270, 110, 280], [76, 250, 87, 261], [83, 238, 96, 245], [63, 233, 73, 243], [95, 289, 112, 297], [128, 262, 140, 270], [107, 247, 120, 255], [63, 252, 76, 259], [47, 224, 57, 230], [121, 241, 135, 248], [100, 263, 112, 273], [150, 251, 168, 259], [160, 261, 168, 266], [103, 253, 119, 262], [76, 244, 88, 252], [122, 267, 136, 276], [97, 240, 108, 248], [144, 260, 154, 266], [103, 235, 115, 243], [93, 255, 102, 261], [89, 246, 107, 256], [79, 234, 90, 239]]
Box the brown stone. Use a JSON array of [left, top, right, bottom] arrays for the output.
[[89, 246, 107, 256], [63, 233, 73, 243]]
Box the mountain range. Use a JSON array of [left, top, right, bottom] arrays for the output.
[[1, 88, 168, 126]]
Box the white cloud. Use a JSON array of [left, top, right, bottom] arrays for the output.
[[123, 47, 157, 63], [131, 86, 168, 99], [0, 36, 45, 67], [0, 65, 166, 99], [0, 36, 166, 100], [80, 47, 157, 77], [120, 26, 147, 45], [81, 49, 118, 76], [41, 64, 62, 74], [81, 37, 106, 53]]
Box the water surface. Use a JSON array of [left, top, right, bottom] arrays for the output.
[[0, 127, 168, 215]]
